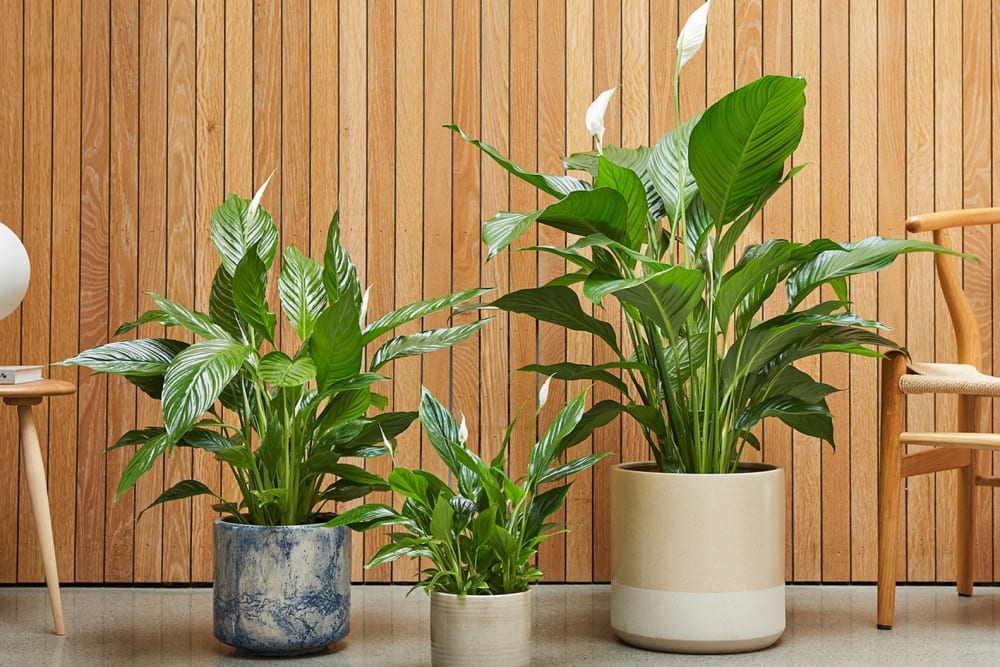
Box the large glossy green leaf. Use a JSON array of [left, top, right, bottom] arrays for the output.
[[59, 338, 189, 376], [648, 115, 700, 222], [735, 396, 834, 444], [114, 309, 178, 336], [322, 210, 363, 309], [138, 480, 221, 520], [560, 399, 628, 450], [370, 320, 488, 371], [565, 145, 666, 220], [232, 250, 277, 345], [447, 123, 591, 197], [611, 267, 704, 338], [786, 236, 956, 309], [535, 189, 629, 243], [491, 286, 619, 352], [146, 292, 231, 340], [594, 157, 648, 250], [528, 390, 588, 486], [310, 293, 363, 391], [520, 361, 640, 395], [162, 339, 251, 442], [210, 193, 279, 276], [538, 452, 611, 485], [419, 387, 479, 497], [278, 246, 326, 342], [689, 75, 806, 224], [259, 351, 317, 387], [363, 287, 491, 344]]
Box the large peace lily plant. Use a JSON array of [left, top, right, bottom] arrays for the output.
[[452, 1, 947, 474], [61, 185, 487, 525]]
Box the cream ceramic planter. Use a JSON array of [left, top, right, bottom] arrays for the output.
[[430, 589, 532, 667], [611, 462, 785, 653]]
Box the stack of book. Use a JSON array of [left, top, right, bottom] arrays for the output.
[[0, 365, 43, 384]]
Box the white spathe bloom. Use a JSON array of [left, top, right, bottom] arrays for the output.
[[538, 375, 554, 410], [585, 87, 618, 146], [458, 415, 469, 445], [677, 0, 711, 69], [359, 285, 372, 327], [249, 171, 274, 217]]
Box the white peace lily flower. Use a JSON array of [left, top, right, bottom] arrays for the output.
[[585, 87, 618, 151], [359, 285, 372, 327], [248, 171, 274, 217], [380, 427, 396, 465], [677, 0, 711, 69], [538, 375, 554, 410], [458, 415, 469, 445]]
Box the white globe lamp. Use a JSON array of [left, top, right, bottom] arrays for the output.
[[0, 222, 30, 319]]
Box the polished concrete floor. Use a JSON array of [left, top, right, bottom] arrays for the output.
[[3, 584, 1000, 665]]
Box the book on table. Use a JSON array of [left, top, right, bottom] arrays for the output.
[[0, 365, 43, 385]]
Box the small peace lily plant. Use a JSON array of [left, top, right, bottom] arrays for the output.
[[61, 184, 488, 525], [327, 379, 609, 595], [450, 0, 949, 474]]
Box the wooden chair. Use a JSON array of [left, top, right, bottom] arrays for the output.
[[878, 208, 1000, 629]]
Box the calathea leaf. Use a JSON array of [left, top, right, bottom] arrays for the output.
[[161, 339, 251, 443], [278, 246, 326, 342], [209, 192, 279, 276]]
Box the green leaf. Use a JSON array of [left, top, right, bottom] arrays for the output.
[[786, 236, 958, 309], [339, 411, 418, 448], [566, 145, 666, 220], [594, 157, 648, 250], [735, 395, 835, 445], [213, 444, 255, 470], [388, 468, 432, 506], [524, 485, 571, 540], [322, 210, 363, 309], [324, 503, 405, 530], [232, 249, 277, 345], [137, 480, 221, 520], [115, 432, 170, 501], [430, 495, 455, 542], [318, 479, 389, 503], [257, 418, 285, 479], [447, 124, 591, 198], [528, 390, 588, 485], [278, 246, 326, 342], [114, 309, 178, 336], [259, 351, 317, 387], [539, 452, 611, 485], [491, 286, 619, 352], [482, 210, 541, 260], [161, 339, 251, 443], [208, 265, 247, 341], [648, 115, 701, 222], [310, 295, 363, 391], [690, 75, 806, 225], [520, 362, 641, 396], [59, 338, 189, 376], [363, 288, 492, 343], [560, 400, 628, 450], [146, 292, 231, 340], [535, 189, 629, 243], [109, 427, 166, 450], [210, 193, 279, 276], [612, 267, 704, 337], [370, 320, 488, 371]]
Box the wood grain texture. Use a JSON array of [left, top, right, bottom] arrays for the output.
[[6, 0, 1000, 585]]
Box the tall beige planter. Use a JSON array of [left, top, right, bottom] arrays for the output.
[[611, 462, 785, 653], [430, 590, 532, 667]]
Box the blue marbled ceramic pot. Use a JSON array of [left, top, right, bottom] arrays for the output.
[[213, 518, 351, 656]]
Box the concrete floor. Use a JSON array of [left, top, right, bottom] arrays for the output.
[[2, 584, 1000, 665]]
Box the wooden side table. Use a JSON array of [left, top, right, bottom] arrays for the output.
[[0, 378, 75, 635]]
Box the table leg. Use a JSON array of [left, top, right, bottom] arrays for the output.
[[18, 403, 65, 635]]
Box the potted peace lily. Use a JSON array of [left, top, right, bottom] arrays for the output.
[[328, 380, 609, 667], [451, 0, 950, 653], [60, 185, 488, 656]]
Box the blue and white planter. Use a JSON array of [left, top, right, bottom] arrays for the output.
[[213, 518, 351, 656]]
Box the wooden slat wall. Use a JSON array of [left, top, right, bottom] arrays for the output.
[[1, 0, 999, 584]]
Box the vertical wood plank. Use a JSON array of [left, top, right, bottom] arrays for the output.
[[310, 0, 338, 259], [0, 0, 24, 584], [906, 0, 938, 582], [134, 0, 168, 583], [103, 0, 139, 583], [77, 0, 111, 583], [819, 0, 850, 582], [363, 0, 396, 582], [50, 0, 83, 583], [536, 0, 569, 583], [392, 0, 423, 583], [192, 0, 226, 583], [790, 0, 821, 582], [163, 0, 197, 582], [849, 0, 880, 582]]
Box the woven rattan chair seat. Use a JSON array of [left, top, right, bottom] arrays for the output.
[[899, 361, 1000, 396]]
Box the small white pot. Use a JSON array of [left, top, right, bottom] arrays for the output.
[[611, 462, 785, 653], [430, 589, 532, 667]]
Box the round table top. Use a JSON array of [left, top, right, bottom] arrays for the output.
[[0, 378, 76, 399]]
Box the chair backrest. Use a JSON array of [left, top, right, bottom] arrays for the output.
[[905, 208, 1000, 369]]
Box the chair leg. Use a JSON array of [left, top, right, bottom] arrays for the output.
[[955, 395, 979, 597], [877, 351, 907, 630]]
